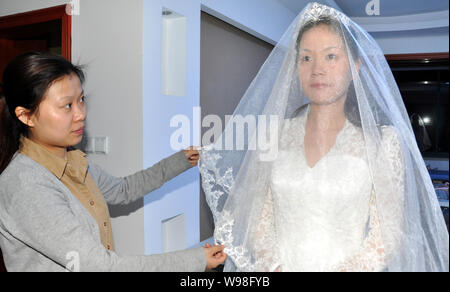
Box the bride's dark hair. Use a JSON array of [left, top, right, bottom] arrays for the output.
[[292, 16, 362, 128]]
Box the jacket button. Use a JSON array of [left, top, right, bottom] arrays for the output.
[[90, 201, 95, 206]]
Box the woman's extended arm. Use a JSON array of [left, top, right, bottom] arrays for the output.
[[89, 150, 194, 206]]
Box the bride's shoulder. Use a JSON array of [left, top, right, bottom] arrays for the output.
[[380, 125, 400, 141], [283, 113, 306, 133], [379, 125, 402, 152]]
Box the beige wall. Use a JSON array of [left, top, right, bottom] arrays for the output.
[[0, 0, 145, 256], [74, 0, 144, 256]]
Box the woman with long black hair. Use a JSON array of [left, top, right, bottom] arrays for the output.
[[0, 52, 226, 272]]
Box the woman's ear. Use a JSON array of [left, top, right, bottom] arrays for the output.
[[15, 106, 35, 128]]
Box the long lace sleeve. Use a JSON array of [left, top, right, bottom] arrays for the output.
[[336, 127, 405, 272], [249, 186, 281, 272], [335, 190, 386, 272]]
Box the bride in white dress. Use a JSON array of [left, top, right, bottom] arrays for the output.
[[199, 3, 449, 272], [270, 107, 397, 271]]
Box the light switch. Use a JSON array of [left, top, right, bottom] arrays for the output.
[[94, 137, 108, 154], [84, 136, 108, 154]]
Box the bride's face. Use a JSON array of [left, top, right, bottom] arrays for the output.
[[297, 24, 354, 105]]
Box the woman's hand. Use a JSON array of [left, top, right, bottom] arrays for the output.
[[184, 147, 200, 167], [203, 243, 227, 270]]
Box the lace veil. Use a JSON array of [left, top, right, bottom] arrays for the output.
[[199, 2, 449, 272]]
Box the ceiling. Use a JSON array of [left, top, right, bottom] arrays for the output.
[[275, 0, 449, 32], [334, 0, 449, 17], [277, 0, 449, 17]]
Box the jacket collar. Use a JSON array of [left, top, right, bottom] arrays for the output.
[[19, 136, 88, 182]]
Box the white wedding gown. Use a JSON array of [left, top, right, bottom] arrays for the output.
[[258, 112, 404, 272]]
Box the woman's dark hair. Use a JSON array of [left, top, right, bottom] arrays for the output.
[[292, 16, 362, 127], [0, 51, 85, 174], [295, 16, 360, 62]]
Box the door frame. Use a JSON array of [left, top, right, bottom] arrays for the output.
[[0, 5, 72, 61], [385, 52, 449, 61], [0, 5, 72, 272]]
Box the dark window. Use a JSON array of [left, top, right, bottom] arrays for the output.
[[389, 56, 449, 158]]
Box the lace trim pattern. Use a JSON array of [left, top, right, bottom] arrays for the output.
[[249, 187, 281, 271], [199, 149, 258, 271]]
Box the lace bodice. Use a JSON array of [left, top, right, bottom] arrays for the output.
[[259, 113, 403, 272]]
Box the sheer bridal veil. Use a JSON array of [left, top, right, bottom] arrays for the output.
[[199, 2, 449, 272]]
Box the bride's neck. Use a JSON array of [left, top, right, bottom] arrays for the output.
[[308, 100, 346, 132]]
